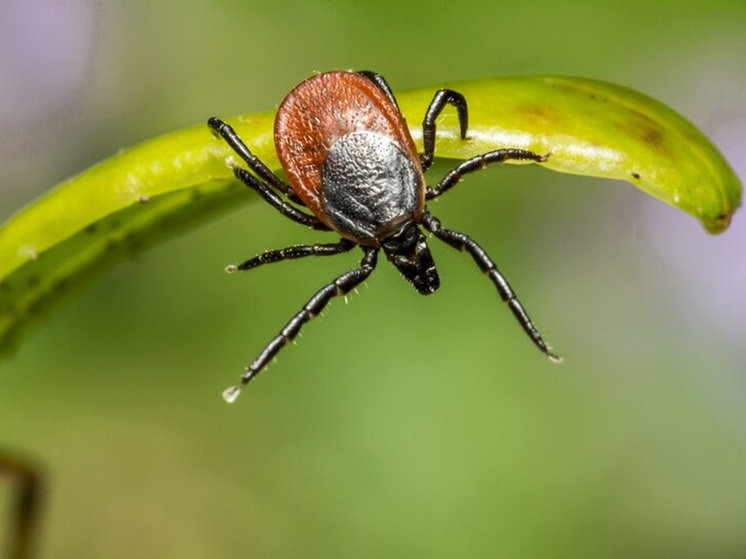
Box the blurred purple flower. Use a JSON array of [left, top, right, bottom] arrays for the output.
[[642, 116, 746, 354], [0, 0, 95, 120]]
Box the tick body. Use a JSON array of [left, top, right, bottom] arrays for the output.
[[276, 72, 425, 245], [209, 70, 560, 402]]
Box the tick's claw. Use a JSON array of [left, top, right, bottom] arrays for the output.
[[222, 385, 242, 403]]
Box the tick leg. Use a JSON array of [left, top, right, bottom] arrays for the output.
[[207, 117, 303, 204], [426, 149, 547, 200], [0, 451, 44, 559], [421, 89, 469, 172], [358, 71, 400, 110], [223, 248, 380, 402], [226, 239, 356, 273], [233, 167, 330, 231], [421, 212, 561, 363]]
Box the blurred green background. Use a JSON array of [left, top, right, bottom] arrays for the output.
[[1, 1, 745, 557]]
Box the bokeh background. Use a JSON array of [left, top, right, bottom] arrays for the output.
[[1, 1, 745, 558]]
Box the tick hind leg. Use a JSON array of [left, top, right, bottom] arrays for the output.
[[207, 117, 304, 205], [222, 247, 379, 403], [209, 118, 327, 230], [420, 212, 561, 363], [420, 89, 469, 172], [358, 70, 400, 110]]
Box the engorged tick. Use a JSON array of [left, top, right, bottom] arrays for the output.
[[208, 70, 560, 402]]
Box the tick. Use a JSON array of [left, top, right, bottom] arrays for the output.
[[209, 70, 560, 402]]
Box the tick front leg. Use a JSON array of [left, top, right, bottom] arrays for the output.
[[222, 247, 379, 403], [421, 212, 561, 363]]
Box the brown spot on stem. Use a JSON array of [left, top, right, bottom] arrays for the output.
[[521, 105, 560, 128], [640, 127, 664, 147]]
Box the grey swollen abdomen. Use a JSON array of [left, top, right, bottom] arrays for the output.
[[321, 131, 421, 244]]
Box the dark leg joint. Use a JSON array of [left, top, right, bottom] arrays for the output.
[[421, 89, 469, 172]]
